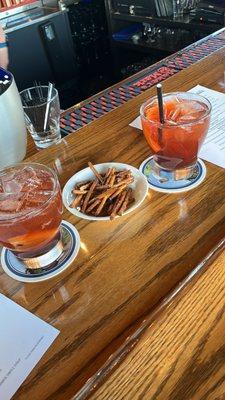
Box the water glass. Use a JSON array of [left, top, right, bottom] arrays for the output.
[[20, 85, 61, 150]]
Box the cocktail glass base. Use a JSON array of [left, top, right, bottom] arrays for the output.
[[0, 220, 80, 283], [139, 157, 206, 194]]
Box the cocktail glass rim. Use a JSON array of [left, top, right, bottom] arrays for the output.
[[20, 86, 58, 109], [0, 162, 59, 221], [140, 91, 212, 128]]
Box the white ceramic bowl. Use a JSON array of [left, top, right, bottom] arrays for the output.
[[62, 162, 148, 221]]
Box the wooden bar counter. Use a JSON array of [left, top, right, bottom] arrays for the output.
[[1, 31, 225, 399], [89, 240, 225, 400]]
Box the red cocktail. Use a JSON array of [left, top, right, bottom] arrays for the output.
[[140, 92, 211, 177], [0, 163, 63, 267]]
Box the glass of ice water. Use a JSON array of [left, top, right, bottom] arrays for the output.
[[20, 85, 61, 150]]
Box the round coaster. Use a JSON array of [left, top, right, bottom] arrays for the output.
[[139, 157, 206, 194], [1, 220, 80, 283]]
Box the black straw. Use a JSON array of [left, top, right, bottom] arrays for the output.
[[156, 84, 164, 144], [156, 84, 165, 124]]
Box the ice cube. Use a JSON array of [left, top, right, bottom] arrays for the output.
[[179, 114, 200, 122], [21, 166, 39, 180], [0, 194, 24, 213], [22, 191, 52, 210], [180, 100, 206, 117], [171, 95, 183, 104], [1, 174, 24, 193], [168, 106, 182, 122], [167, 100, 207, 124], [0, 167, 54, 202]]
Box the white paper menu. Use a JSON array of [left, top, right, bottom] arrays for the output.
[[191, 85, 225, 169], [0, 294, 59, 400], [130, 85, 225, 169]]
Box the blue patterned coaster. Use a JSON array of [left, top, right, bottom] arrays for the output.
[[1, 221, 80, 283], [139, 157, 206, 193]]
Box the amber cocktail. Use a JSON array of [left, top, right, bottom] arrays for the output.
[[140, 92, 211, 179], [0, 163, 63, 268]]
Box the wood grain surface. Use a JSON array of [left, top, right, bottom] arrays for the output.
[[1, 37, 225, 400], [90, 246, 225, 400]]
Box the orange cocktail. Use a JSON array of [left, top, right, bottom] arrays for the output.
[[0, 163, 63, 263], [140, 92, 211, 175]]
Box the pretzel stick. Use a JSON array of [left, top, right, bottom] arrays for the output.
[[70, 194, 83, 208], [95, 197, 108, 216], [108, 203, 114, 214], [73, 189, 88, 195], [112, 191, 126, 211], [104, 168, 111, 181], [87, 196, 100, 205], [116, 177, 131, 184], [79, 182, 92, 190], [116, 174, 131, 180], [118, 169, 131, 174], [88, 162, 104, 184], [118, 188, 132, 215], [109, 184, 127, 200], [95, 187, 117, 200], [75, 180, 91, 189], [105, 168, 113, 185], [110, 190, 127, 220], [116, 170, 127, 176], [82, 181, 97, 212], [86, 199, 101, 213], [113, 177, 134, 188], [93, 179, 132, 200], [108, 171, 116, 187], [95, 183, 119, 215], [96, 184, 111, 190], [116, 170, 131, 177]]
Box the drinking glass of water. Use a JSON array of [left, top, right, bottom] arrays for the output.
[[20, 85, 61, 150]]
